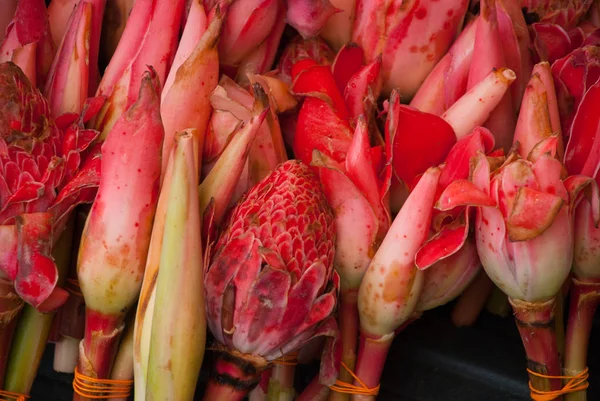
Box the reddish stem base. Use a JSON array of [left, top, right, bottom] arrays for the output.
[[203, 350, 265, 401], [351, 333, 394, 401], [564, 278, 600, 401], [296, 376, 331, 401], [329, 290, 359, 401], [73, 308, 125, 401], [510, 297, 563, 399]]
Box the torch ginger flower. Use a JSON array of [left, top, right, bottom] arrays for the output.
[[291, 44, 383, 166], [355, 167, 441, 396], [552, 45, 600, 141], [436, 137, 589, 394], [352, 0, 469, 99], [0, 61, 100, 311], [76, 69, 163, 384], [414, 127, 497, 313], [0, 61, 100, 389], [203, 160, 340, 400], [561, 77, 600, 397], [276, 35, 334, 148]]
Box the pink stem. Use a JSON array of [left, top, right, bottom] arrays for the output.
[[73, 309, 125, 401], [351, 333, 394, 401], [296, 376, 330, 401], [510, 297, 563, 398], [563, 278, 600, 401], [268, 363, 296, 399], [329, 291, 359, 401]]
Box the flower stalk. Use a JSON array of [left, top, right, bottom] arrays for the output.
[[510, 298, 563, 394], [75, 69, 163, 399], [146, 130, 205, 401], [355, 167, 441, 398], [563, 278, 600, 401], [108, 313, 135, 401]]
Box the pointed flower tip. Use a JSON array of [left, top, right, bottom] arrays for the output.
[[132, 67, 162, 110], [496, 67, 517, 84], [251, 82, 269, 111]]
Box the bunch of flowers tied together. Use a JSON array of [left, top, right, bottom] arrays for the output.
[[4, 0, 600, 401]]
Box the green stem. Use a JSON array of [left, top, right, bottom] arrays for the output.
[[267, 364, 296, 401], [109, 312, 135, 401]]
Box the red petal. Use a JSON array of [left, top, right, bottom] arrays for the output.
[[564, 80, 600, 177], [331, 43, 364, 95], [293, 98, 352, 165], [439, 126, 495, 188], [345, 117, 381, 213], [391, 105, 456, 186], [416, 218, 469, 270], [291, 61, 349, 121], [344, 57, 382, 122], [436, 179, 496, 211], [233, 266, 291, 354], [506, 186, 563, 241], [532, 23, 573, 64], [14, 0, 47, 45], [14, 212, 59, 309]]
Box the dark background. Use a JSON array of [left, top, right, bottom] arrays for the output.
[[31, 303, 600, 400]]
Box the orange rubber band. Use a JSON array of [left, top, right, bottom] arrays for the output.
[[0, 390, 29, 400], [526, 367, 589, 401], [73, 367, 133, 399], [329, 362, 380, 396], [65, 278, 83, 297], [272, 351, 300, 366]]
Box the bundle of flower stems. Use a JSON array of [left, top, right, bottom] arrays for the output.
[[4, 0, 600, 400]]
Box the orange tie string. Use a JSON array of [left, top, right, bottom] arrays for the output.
[[0, 390, 29, 400], [527, 367, 589, 401], [73, 368, 133, 399], [329, 362, 380, 396]]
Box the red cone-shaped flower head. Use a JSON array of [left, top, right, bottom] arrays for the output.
[[205, 159, 340, 385]]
